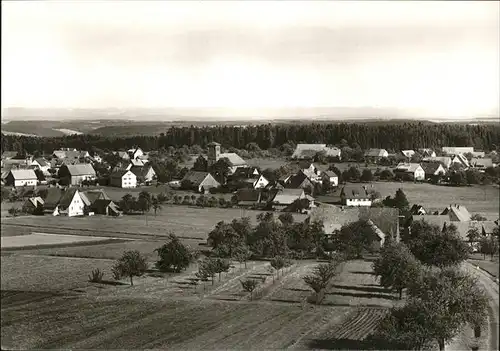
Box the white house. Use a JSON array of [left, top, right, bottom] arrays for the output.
[[401, 150, 416, 159], [5, 169, 38, 187], [291, 144, 342, 160], [128, 147, 144, 160], [419, 148, 437, 158], [442, 147, 474, 155], [52, 188, 85, 217], [394, 163, 426, 181], [340, 185, 373, 207], [30, 158, 51, 175], [252, 174, 269, 189], [364, 149, 389, 159], [321, 171, 339, 187], [130, 165, 156, 183], [109, 169, 137, 188], [451, 154, 470, 168], [421, 162, 447, 179]]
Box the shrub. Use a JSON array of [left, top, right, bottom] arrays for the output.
[[240, 279, 259, 300], [88, 268, 104, 283]]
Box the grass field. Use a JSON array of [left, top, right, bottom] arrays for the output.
[[469, 257, 500, 278], [2, 207, 307, 241], [0, 233, 119, 249]]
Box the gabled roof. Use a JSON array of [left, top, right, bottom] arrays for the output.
[[364, 148, 388, 157], [25, 196, 44, 208], [129, 165, 154, 178], [9, 169, 37, 180], [43, 188, 64, 209], [340, 184, 373, 199], [116, 151, 130, 159], [33, 158, 49, 167], [58, 188, 79, 209], [182, 170, 212, 186], [235, 189, 261, 203], [287, 171, 313, 189], [80, 189, 110, 206], [53, 150, 81, 160], [292, 144, 341, 159], [401, 150, 415, 158], [441, 205, 471, 222], [110, 169, 132, 179], [218, 153, 247, 166], [130, 159, 146, 167], [452, 154, 470, 167], [271, 188, 305, 205], [421, 162, 445, 175], [65, 164, 96, 176], [298, 161, 316, 170], [395, 163, 423, 173], [91, 199, 119, 213], [231, 167, 259, 179], [422, 156, 452, 167], [207, 141, 221, 146]]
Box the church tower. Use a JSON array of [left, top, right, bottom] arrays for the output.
[[207, 141, 221, 167]]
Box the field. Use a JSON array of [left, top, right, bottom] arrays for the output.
[[1, 233, 120, 249], [469, 256, 500, 278], [1, 245, 395, 350], [370, 181, 499, 218], [2, 206, 307, 242]]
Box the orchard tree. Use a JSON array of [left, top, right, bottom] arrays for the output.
[[373, 242, 422, 299], [112, 250, 148, 286], [479, 235, 499, 260], [466, 227, 481, 248], [360, 169, 374, 182], [337, 220, 380, 258], [155, 234, 193, 272], [208, 221, 242, 258]]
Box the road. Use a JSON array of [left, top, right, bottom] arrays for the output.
[[462, 263, 499, 351]]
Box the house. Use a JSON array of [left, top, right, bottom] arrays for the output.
[[421, 162, 447, 179], [182, 170, 221, 193], [232, 167, 260, 178], [442, 147, 474, 155], [409, 204, 427, 216], [228, 168, 268, 189], [207, 142, 248, 174], [308, 205, 399, 245], [22, 196, 44, 214], [52, 149, 83, 161], [441, 204, 471, 222], [2, 157, 31, 169], [321, 171, 339, 187], [394, 163, 426, 181], [2, 151, 18, 160], [270, 188, 306, 210], [130, 165, 156, 183], [116, 151, 130, 160], [109, 169, 137, 188], [401, 150, 415, 159], [45, 188, 85, 217], [5, 169, 38, 187], [291, 144, 342, 160], [90, 154, 103, 163], [91, 199, 121, 216], [298, 161, 322, 183], [127, 147, 144, 160], [421, 156, 452, 169], [126, 159, 148, 169], [30, 158, 51, 175], [58, 164, 96, 185], [418, 149, 437, 158], [234, 189, 262, 208], [364, 148, 389, 160], [340, 184, 375, 207], [286, 171, 315, 193], [470, 158, 493, 170], [451, 154, 470, 168]]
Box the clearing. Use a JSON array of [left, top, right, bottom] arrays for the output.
[[0, 233, 121, 249]]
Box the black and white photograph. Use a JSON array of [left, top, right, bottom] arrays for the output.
[[1, 1, 499, 350]]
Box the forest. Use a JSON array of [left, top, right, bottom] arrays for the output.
[[2, 122, 499, 154]]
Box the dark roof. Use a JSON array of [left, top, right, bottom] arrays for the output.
[[91, 199, 119, 213], [340, 184, 374, 199], [235, 189, 261, 203], [231, 167, 259, 179], [81, 189, 110, 206], [287, 171, 312, 189], [34, 158, 49, 167], [43, 188, 64, 209], [129, 165, 152, 178], [323, 170, 338, 178], [421, 162, 444, 174], [298, 161, 315, 169], [110, 169, 131, 179], [58, 188, 79, 209], [182, 170, 211, 186]]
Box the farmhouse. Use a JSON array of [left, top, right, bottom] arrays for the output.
[[409, 204, 427, 215], [58, 164, 96, 185], [45, 188, 86, 217], [5, 169, 38, 187], [182, 170, 221, 193], [418, 148, 437, 158], [30, 158, 51, 175], [270, 188, 306, 210], [126, 159, 148, 168], [322, 170, 339, 187], [340, 184, 374, 207], [364, 148, 389, 160], [421, 156, 452, 169], [207, 142, 248, 174], [109, 169, 137, 188], [52, 149, 87, 161], [421, 162, 447, 179], [394, 163, 425, 181], [127, 147, 144, 160], [90, 199, 121, 216], [286, 171, 315, 192], [130, 165, 156, 183], [116, 151, 130, 160], [470, 158, 493, 170], [441, 204, 471, 222], [291, 144, 342, 160], [298, 161, 322, 183], [442, 147, 474, 155]]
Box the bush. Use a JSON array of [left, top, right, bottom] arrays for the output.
[[240, 279, 259, 300], [88, 268, 104, 283]]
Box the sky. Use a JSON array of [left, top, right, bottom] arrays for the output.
[[1, 1, 499, 118]]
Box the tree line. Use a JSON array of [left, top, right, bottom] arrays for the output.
[[2, 122, 500, 154]]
